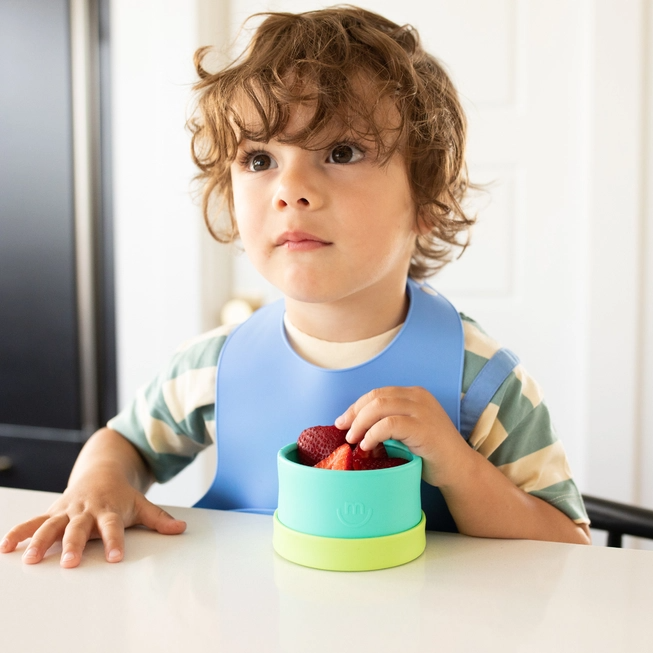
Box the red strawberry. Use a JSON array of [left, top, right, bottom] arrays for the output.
[[297, 425, 349, 466], [355, 457, 408, 470], [352, 442, 388, 470], [314, 443, 353, 470]]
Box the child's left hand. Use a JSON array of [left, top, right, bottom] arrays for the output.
[[335, 386, 472, 488]]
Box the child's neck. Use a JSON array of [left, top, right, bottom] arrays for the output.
[[284, 281, 409, 343]]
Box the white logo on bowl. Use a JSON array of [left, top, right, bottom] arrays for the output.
[[337, 502, 373, 527]]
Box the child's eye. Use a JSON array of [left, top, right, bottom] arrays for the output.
[[327, 144, 364, 164], [242, 152, 278, 172]]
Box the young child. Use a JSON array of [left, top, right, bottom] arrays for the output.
[[0, 6, 590, 568]]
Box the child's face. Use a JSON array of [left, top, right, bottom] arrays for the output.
[[229, 104, 418, 309]]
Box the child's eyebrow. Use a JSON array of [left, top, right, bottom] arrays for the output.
[[236, 138, 269, 148], [235, 127, 384, 156]]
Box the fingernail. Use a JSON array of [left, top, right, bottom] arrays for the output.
[[108, 549, 122, 561], [335, 415, 344, 427], [62, 551, 75, 563], [23, 547, 38, 559], [0, 538, 9, 550]]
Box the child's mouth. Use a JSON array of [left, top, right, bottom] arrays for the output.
[[276, 231, 331, 251], [283, 240, 330, 252]]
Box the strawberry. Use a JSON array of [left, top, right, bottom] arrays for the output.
[[352, 442, 388, 470], [314, 443, 353, 470], [354, 457, 408, 470], [297, 425, 349, 466]]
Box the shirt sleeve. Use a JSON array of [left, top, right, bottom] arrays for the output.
[[107, 326, 230, 483], [461, 315, 590, 525]]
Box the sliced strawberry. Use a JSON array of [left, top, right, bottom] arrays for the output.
[[352, 442, 388, 470], [355, 457, 408, 470], [297, 425, 349, 466], [314, 443, 354, 470]]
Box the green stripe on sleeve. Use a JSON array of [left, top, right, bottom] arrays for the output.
[[530, 479, 590, 524], [177, 405, 216, 448], [488, 402, 557, 467], [107, 333, 226, 483], [108, 405, 199, 483]]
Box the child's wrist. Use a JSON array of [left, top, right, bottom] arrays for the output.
[[68, 459, 142, 491], [425, 436, 478, 490]]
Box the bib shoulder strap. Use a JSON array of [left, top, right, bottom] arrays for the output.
[[460, 348, 520, 441]]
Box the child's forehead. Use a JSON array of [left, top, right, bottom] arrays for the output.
[[229, 83, 402, 149], [231, 102, 349, 145]]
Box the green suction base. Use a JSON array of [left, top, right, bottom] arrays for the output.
[[273, 511, 426, 571]]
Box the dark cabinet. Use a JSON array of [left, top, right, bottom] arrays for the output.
[[0, 0, 115, 491], [0, 436, 82, 493]]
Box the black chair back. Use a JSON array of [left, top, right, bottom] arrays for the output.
[[582, 494, 653, 547]]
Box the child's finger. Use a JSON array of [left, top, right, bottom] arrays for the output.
[[136, 499, 187, 536], [355, 415, 418, 451], [342, 391, 414, 448], [350, 414, 415, 452], [0, 515, 49, 553], [336, 386, 408, 432], [21, 515, 70, 564], [335, 392, 373, 430], [60, 513, 95, 568], [96, 512, 126, 563]]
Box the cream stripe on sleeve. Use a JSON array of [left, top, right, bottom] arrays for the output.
[[468, 403, 509, 457], [513, 365, 544, 409], [204, 419, 216, 446], [497, 441, 572, 493], [462, 319, 501, 359], [162, 367, 217, 423], [137, 388, 207, 456]]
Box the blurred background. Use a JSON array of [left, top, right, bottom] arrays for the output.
[[1, 0, 651, 547]]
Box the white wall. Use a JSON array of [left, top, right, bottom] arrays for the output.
[[642, 1, 653, 522], [585, 0, 647, 505], [111, 1, 653, 532], [112, 0, 201, 405], [111, 0, 231, 505]]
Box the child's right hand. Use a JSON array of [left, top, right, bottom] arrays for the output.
[[0, 470, 186, 568], [0, 428, 187, 568]]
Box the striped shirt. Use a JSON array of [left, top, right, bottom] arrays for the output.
[[108, 313, 589, 525]]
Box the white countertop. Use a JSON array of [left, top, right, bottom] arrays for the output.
[[1, 486, 652, 652]]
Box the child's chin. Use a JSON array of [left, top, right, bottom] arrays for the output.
[[283, 288, 336, 305], [278, 277, 344, 304]]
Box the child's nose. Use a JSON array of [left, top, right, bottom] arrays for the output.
[[273, 165, 323, 211]]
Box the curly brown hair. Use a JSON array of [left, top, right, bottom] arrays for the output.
[[188, 5, 475, 279]]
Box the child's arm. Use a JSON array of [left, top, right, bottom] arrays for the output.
[[337, 386, 591, 544], [0, 428, 186, 567]]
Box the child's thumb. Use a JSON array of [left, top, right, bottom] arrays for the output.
[[138, 499, 187, 535]]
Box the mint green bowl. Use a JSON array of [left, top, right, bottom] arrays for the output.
[[276, 441, 422, 539]]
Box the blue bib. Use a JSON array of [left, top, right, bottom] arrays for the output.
[[196, 279, 468, 531]]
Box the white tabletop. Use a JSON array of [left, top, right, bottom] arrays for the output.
[[1, 487, 652, 653]]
